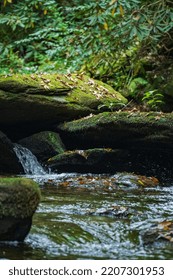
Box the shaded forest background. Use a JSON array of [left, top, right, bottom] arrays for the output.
[[1, 0, 173, 110]]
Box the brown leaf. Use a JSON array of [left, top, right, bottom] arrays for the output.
[[158, 221, 172, 230]]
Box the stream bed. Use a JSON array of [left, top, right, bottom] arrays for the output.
[[0, 173, 173, 260]]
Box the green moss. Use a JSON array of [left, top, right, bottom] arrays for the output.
[[48, 150, 81, 162], [0, 74, 71, 94], [66, 76, 127, 109], [59, 111, 173, 132], [0, 73, 127, 109], [47, 132, 65, 153], [0, 177, 41, 218]]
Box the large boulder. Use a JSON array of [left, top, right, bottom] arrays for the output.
[[0, 131, 23, 174], [46, 147, 172, 181], [47, 148, 129, 173], [57, 111, 173, 150], [57, 111, 173, 181], [0, 74, 127, 139], [19, 131, 65, 162], [0, 177, 41, 241]]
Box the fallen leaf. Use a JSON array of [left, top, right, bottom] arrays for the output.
[[158, 221, 172, 230]]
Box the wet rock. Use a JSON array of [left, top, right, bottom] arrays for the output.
[[0, 177, 41, 241], [51, 173, 159, 192], [19, 131, 65, 162], [57, 111, 173, 150], [0, 131, 23, 174], [47, 150, 86, 172], [141, 221, 173, 244], [113, 173, 159, 188], [0, 74, 127, 139], [47, 148, 129, 173], [47, 147, 164, 183], [57, 111, 173, 180], [87, 205, 129, 217]]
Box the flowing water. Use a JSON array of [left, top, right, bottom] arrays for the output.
[[13, 144, 47, 175], [0, 145, 173, 260]]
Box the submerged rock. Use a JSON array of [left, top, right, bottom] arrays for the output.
[[49, 173, 159, 192], [141, 220, 173, 244], [113, 173, 159, 188], [0, 177, 41, 241], [87, 205, 129, 217], [19, 131, 65, 162], [0, 131, 23, 174]]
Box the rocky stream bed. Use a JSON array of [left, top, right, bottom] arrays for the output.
[[0, 73, 173, 259]]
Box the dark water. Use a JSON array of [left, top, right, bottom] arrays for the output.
[[1, 173, 173, 260]]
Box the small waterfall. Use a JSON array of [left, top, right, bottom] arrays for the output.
[[13, 143, 47, 175]]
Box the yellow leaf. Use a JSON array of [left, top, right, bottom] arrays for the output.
[[119, 5, 124, 16], [138, 180, 145, 186], [103, 22, 109, 30], [111, 8, 116, 16], [44, 9, 48, 15], [7, 0, 12, 2]]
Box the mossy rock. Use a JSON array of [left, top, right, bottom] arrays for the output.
[[0, 89, 92, 125], [57, 112, 173, 181], [0, 73, 127, 106], [0, 177, 41, 241], [57, 111, 173, 150], [47, 148, 129, 173], [19, 131, 66, 162], [0, 74, 127, 139], [0, 177, 41, 218]]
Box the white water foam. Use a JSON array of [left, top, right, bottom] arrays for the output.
[[13, 143, 78, 183], [13, 143, 47, 175]]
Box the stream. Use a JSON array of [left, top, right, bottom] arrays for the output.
[[0, 145, 173, 260]]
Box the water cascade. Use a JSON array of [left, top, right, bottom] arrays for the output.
[[13, 143, 47, 175]]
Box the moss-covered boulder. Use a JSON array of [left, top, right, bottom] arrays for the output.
[[0, 74, 127, 139], [57, 111, 173, 150], [0, 177, 41, 241], [47, 148, 129, 173], [0, 131, 23, 174], [19, 131, 65, 162], [57, 111, 173, 181]]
